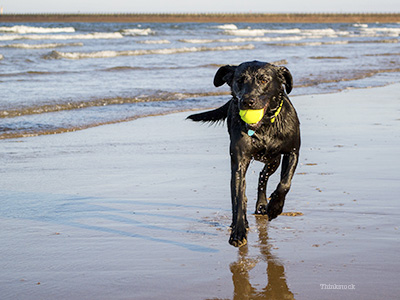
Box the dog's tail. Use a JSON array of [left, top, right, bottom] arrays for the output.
[[187, 100, 231, 124]]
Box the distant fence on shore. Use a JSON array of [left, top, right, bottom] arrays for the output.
[[0, 13, 399, 23]]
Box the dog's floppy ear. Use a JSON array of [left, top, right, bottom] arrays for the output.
[[277, 66, 293, 94], [214, 65, 236, 87]]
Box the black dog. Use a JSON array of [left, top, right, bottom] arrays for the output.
[[187, 61, 300, 247]]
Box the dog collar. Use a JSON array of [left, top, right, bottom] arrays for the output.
[[246, 99, 283, 136], [269, 99, 283, 123]]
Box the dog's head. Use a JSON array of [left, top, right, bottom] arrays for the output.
[[213, 61, 292, 112]]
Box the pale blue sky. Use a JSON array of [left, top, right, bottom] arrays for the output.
[[1, 0, 399, 14]]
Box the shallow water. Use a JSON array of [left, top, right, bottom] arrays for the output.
[[0, 22, 399, 138]]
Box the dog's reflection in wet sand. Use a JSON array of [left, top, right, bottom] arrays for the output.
[[230, 216, 294, 300]]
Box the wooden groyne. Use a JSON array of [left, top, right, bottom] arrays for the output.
[[0, 13, 399, 23]]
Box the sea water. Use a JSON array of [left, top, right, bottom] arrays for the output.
[[0, 22, 399, 138]]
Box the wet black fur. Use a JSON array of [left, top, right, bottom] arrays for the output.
[[187, 61, 300, 247]]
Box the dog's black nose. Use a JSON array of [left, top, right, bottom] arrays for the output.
[[242, 98, 255, 108]]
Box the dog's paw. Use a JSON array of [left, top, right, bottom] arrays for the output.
[[255, 203, 268, 215], [229, 235, 247, 248], [266, 199, 284, 221], [229, 226, 248, 248]]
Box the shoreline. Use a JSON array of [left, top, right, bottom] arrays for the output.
[[0, 13, 399, 23], [1, 82, 399, 140]]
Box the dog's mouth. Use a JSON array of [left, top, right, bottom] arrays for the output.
[[239, 105, 268, 129], [239, 94, 283, 130]]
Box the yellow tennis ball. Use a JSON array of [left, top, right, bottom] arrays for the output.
[[239, 109, 265, 124]]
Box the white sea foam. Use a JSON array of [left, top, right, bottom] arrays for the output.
[[360, 27, 400, 36], [137, 39, 171, 44], [273, 41, 349, 47], [353, 23, 368, 28], [216, 24, 238, 30], [180, 39, 216, 44], [267, 28, 348, 37], [0, 32, 124, 41], [180, 36, 305, 44], [0, 54, 3, 60], [0, 25, 75, 34], [121, 28, 154, 36], [0, 42, 83, 49], [261, 28, 302, 34], [46, 44, 255, 59], [224, 29, 266, 36], [300, 28, 338, 36], [223, 27, 351, 38]]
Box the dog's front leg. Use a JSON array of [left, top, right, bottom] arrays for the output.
[[255, 155, 281, 215], [229, 140, 251, 247], [267, 152, 299, 221]]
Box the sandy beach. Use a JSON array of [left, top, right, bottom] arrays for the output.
[[1, 84, 399, 299]]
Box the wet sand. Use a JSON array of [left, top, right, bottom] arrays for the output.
[[1, 84, 399, 299]]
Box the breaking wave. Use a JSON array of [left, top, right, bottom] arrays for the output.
[[224, 29, 266, 36], [220, 26, 400, 39], [0, 42, 83, 49], [0, 32, 124, 41], [272, 39, 398, 47], [353, 23, 368, 28], [215, 24, 238, 30], [360, 27, 400, 36], [0, 25, 75, 34], [272, 41, 350, 47], [44, 44, 255, 59], [121, 28, 154, 36], [222, 27, 341, 37], [136, 39, 171, 44], [180, 36, 305, 44]]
